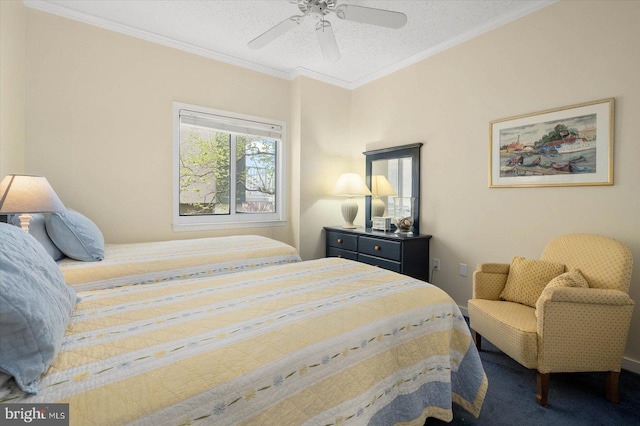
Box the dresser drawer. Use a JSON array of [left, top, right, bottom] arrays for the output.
[[358, 254, 402, 273], [359, 236, 401, 261], [327, 246, 358, 261], [326, 231, 358, 251]]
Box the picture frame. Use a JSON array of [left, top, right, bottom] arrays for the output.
[[489, 98, 614, 188]]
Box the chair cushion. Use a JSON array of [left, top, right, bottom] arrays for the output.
[[468, 299, 538, 369], [500, 257, 565, 307], [544, 268, 589, 290]]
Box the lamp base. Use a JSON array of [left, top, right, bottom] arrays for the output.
[[371, 197, 386, 217], [341, 198, 358, 229], [17, 213, 32, 232]]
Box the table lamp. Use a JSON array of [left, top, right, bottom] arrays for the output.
[[333, 173, 371, 229], [0, 174, 66, 232], [370, 175, 396, 217]]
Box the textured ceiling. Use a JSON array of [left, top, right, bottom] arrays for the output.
[[25, 0, 555, 89]]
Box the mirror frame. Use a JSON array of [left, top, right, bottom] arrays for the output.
[[364, 143, 422, 234]]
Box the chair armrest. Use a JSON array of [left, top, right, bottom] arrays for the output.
[[537, 287, 634, 307], [472, 263, 510, 300], [476, 263, 510, 274], [536, 288, 635, 373]]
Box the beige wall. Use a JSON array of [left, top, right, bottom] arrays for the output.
[[0, 0, 26, 176], [24, 9, 293, 244], [289, 78, 302, 252], [296, 77, 355, 260], [351, 0, 640, 368]]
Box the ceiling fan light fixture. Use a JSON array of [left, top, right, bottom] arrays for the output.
[[249, 0, 407, 61]]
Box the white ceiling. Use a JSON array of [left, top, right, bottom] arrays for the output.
[[24, 0, 556, 89]]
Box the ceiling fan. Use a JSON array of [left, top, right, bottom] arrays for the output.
[[248, 0, 408, 62]]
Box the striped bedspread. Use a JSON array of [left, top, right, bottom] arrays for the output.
[[58, 235, 301, 291], [1, 258, 487, 425]]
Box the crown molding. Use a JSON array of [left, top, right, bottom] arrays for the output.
[[289, 68, 352, 90]]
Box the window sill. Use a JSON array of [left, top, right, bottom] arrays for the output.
[[172, 220, 287, 232]]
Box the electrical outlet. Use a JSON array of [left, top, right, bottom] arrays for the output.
[[433, 258, 440, 271]]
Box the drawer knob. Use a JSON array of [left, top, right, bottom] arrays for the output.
[[374, 245, 381, 251], [337, 238, 343, 244]]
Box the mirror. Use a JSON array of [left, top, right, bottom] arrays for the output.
[[364, 143, 422, 234]]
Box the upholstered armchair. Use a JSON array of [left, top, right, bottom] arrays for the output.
[[468, 234, 634, 407]]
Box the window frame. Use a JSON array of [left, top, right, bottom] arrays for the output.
[[172, 102, 286, 231]]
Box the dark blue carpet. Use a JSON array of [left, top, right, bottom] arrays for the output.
[[425, 337, 640, 425]]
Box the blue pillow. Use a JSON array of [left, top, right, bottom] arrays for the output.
[[11, 214, 65, 261], [0, 222, 77, 394], [46, 209, 104, 261]]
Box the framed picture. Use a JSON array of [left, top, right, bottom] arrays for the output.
[[489, 98, 614, 188]]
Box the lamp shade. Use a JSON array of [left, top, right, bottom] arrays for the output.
[[332, 173, 371, 197], [371, 175, 397, 197], [0, 174, 65, 214]]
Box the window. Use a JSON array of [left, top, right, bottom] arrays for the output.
[[173, 102, 286, 230]]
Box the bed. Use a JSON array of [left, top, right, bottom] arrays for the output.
[[8, 210, 300, 292], [0, 256, 487, 425], [58, 235, 302, 291]]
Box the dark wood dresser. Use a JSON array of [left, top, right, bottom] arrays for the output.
[[324, 226, 432, 281]]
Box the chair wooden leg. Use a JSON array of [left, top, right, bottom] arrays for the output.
[[536, 372, 549, 407], [605, 371, 620, 404], [473, 331, 481, 351]]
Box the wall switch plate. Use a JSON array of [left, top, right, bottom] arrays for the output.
[[459, 263, 468, 277]]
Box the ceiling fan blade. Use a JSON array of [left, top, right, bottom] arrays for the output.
[[248, 15, 303, 50], [335, 5, 407, 29], [316, 20, 340, 62]]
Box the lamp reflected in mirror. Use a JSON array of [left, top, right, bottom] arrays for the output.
[[370, 175, 396, 217]]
